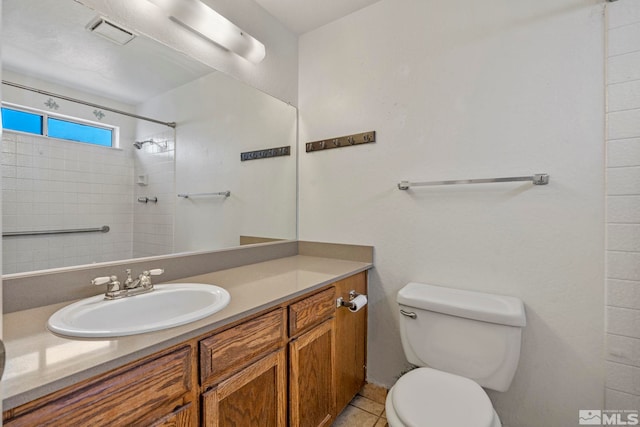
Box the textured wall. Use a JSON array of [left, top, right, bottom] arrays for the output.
[[298, 0, 605, 425], [605, 0, 640, 410]]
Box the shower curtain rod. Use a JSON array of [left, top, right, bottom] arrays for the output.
[[2, 80, 176, 129]]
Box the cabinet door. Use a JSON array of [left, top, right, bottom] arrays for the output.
[[202, 349, 286, 427], [289, 318, 336, 427], [335, 272, 367, 413]]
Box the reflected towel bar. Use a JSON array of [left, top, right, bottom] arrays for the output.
[[177, 191, 231, 198], [3, 225, 110, 237], [398, 174, 549, 190]]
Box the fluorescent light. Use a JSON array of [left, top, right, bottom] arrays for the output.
[[146, 0, 266, 64]]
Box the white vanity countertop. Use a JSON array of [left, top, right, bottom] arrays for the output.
[[2, 255, 372, 409]]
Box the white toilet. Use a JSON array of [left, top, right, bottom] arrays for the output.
[[385, 282, 526, 427]]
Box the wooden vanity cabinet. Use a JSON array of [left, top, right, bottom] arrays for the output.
[[3, 345, 197, 427], [199, 308, 287, 427], [334, 272, 367, 413], [288, 287, 337, 427], [3, 271, 368, 427], [201, 349, 287, 427]]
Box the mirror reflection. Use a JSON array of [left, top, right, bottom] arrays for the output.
[[1, 0, 297, 275]]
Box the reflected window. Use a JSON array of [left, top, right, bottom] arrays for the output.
[[1, 107, 43, 135], [48, 117, 113, 147], [1, 104, 116, 148]]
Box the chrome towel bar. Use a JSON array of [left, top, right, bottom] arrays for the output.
[[177, 191, 231, 198], [3, 225, 110, 237], [398, 173, 549, 190]]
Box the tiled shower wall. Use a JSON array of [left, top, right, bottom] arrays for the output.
[[1, 132, 134, 274], [132, 129, 175, 258], [605, 0, 640, 409]]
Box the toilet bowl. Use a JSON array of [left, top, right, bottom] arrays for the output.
[[388, 282, 526, 427], [385, 368, 501, 427]]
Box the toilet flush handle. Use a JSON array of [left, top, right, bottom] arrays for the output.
[[400, 309, 417, 319]]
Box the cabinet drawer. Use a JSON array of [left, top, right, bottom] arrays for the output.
[[5, 346, 193, 427], [289, 287, 336, 337], [200, 308, 286, 385], [150, 402, 195, 427]]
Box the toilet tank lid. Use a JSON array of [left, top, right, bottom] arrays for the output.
[[398, 282, 526, 327]]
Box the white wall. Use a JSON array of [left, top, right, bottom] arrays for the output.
[[605, 0, 640, 410], [298, 0, 605, 426], [138, 71, 297, 253], [77, 0, 299, 106]]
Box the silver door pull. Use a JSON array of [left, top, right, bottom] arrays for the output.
[[400, 309, 417, 319]]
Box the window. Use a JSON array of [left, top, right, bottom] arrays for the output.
[[1, 108, 43, 135], [1, 104, 116, 148], [47, 118, 113, 147]]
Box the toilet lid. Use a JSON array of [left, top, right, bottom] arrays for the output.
[[392, 368, 495, 427]]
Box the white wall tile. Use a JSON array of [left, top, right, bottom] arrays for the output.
[[608, 109, 640, 140], [608, 196, 640, 223], [606, 361, 640, 395], [607, 307, 640, 338], [1, 130, 136, 273], [609, 80, 640, 112], [608, 225, 640, 252], [607, 334, 640, 367], [609, 22, 640, 57], [608, 251, 640, 281], [606, 388, 640, 410], [607, 224, 640, 252], [609, 51, 640, 85], [608, 167, 640, 195], [609, 0, 640, 30]]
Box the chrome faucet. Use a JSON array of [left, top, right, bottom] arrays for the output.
[[92, 269, 164, 300]]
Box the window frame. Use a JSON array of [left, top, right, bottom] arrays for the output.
[[1, 102, 120, 148]]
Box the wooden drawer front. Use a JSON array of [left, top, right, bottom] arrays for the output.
[[150, 403, 195, 427], [289, 287, 336, 337], [200, 308, 286, 385], [5, 346, 193, 427]]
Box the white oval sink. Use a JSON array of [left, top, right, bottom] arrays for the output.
[[48, 283, 231, 338]]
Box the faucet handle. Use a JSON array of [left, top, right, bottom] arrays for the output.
[[92, 275, 116, 286]]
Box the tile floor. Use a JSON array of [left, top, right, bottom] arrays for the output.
[[333, 383, 389, 427]]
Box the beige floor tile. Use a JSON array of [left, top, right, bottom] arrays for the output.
[[333, 405, 379, 427], [374, 418, 389, 427], [350, 395, 385, 416], [358, 383, 388, 404]]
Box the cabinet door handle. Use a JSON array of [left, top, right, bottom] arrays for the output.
[[400, 309, 417, 319]]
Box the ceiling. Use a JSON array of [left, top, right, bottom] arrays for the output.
[[254, 0, 382, 35], [2, 0, 383, 106], [3, 0, 213, 105]]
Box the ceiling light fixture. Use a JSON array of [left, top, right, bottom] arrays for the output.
[[146, 0, 266, 64]]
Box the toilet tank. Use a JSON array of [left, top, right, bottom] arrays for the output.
[[397, 282, 526, 392]]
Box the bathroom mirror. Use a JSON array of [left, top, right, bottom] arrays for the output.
[[1, 0, 297, 275]]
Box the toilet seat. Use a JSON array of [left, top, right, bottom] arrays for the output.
[[386, 368, 500, 427]]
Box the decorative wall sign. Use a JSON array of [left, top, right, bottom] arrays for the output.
[[241, 146, 291, 161], [44, 98, 59, 110], [306, 131, 376, 153]]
